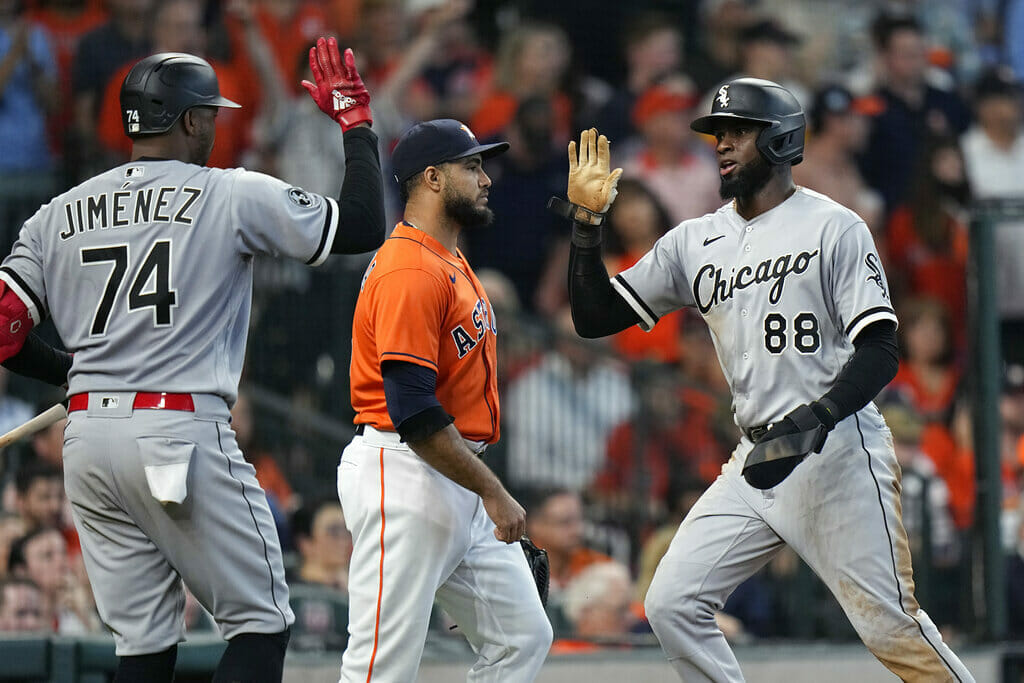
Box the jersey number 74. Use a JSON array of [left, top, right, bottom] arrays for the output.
[[80, 240, 177, 336]]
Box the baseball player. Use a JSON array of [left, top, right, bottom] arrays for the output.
[[555, 78, 974, 681], [0, 39, 384, 682], [340, 118, 552, 682]]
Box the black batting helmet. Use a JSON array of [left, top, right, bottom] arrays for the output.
[[691, 77, 805, 165], [120, 53, 240, 137]]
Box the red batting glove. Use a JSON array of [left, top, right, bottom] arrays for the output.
[[301, 37, 372, 132]]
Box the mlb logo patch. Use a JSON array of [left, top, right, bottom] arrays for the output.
[[125, 166, 145, 179], [100, 396, 120, 408]]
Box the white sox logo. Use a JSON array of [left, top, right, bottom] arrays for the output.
[[693, 250, 819, 313], [332, 89, 357, 111], [865, 253, 888, 300], [716, 85, 731, 108]]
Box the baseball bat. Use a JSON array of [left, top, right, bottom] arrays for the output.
[[0, 402, 68, 448]]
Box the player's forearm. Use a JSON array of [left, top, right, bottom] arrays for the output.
[[407, 423, 506, 499], [2, 332, 72, 387], [568, 224, 640, 338], [819, 320, 899, 422], [331, 126, 386, 254]]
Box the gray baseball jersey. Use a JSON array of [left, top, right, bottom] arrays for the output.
[[0, 160, 339, 405], [626, 187, 975, 681], [0, 159, 344, 655], [612, 187, 897, 431]]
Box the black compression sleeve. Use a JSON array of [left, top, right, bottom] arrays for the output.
[[818, 320, 899, 422], [381, 361, 454, 441], [1, 332, 72, 387], [568, 223, 641, 338], [332, 126, 386, 254]]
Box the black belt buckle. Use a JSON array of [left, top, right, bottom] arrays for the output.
[[747, 424, 769, 442]]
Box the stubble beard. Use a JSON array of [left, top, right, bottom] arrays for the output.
[[719, 153, 773, 200]]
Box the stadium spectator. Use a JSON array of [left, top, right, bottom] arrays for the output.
[[525, 487, 612, 597], [885, 136, 971, 338], [97, 0, 251, 170], [961, 65, 1024, 359], [859, 13, 971, 214], [29, 401, 66, 470], [0, 576, 46, 632], [231, 390, 295, 513], [886, 297, 961, 424], [286, 496, 352, 652], [289, 497, 352, 593], [793, 84, 884, 235], [917, 392, 977, 532], [13, 461, 62, 532], [685, 0, 757, 94], [70, 0, 153, 179], [593, 367, 727, 512], [462, 96, 565, 312], [0, 512, 25, 577], [392, 0, 489, 126], [557, 560, 637, 647], [732, 18, 809, 108], [593, 13, 683, 146], [8, 526, 97, 633], [225, 0, 331, 99], [505, 307, 634, 490], [0, 0, 59, 250], [621, 74, 721, 226], [601, 178, 683, 364], [885, 404, 959, 568], [470, 21, 572, 142], [26, 0, 106, 183]]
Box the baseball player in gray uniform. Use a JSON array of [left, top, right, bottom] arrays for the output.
[[0, 39, 384, 682], [554, 78, 974, 681]]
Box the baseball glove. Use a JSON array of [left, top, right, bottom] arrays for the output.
[[520, 536, 550, 607], [742, 402, 835, 489]]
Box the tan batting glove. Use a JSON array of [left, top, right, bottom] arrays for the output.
[[567, 128, 623, 222]]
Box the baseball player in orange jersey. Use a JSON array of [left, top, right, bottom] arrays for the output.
[[339, 119, 552, 682]]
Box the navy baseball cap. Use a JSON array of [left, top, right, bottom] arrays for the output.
[[391, 119, 509, 184]]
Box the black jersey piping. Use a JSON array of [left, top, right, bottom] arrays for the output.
[[855, 412, 962, 681]]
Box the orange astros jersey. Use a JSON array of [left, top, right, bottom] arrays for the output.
[[350, 222, 500, 443]]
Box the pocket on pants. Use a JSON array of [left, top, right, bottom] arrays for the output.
[[136, 436, 196, 504]]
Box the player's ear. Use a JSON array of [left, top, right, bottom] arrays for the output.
[[181, 108, 200, 136], [423, 166, 443, 193]]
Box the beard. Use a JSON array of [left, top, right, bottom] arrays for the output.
[[443, 186, 494, 228], [719, 153, 773, 200]]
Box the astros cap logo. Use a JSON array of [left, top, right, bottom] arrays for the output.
[[716, 85, 731, 108], [459, 124, 478, 143]]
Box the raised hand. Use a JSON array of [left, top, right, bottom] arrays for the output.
[[301, 36, 372, 131], [567, 128, 623, 215]]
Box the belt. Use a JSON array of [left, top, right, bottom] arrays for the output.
[[68, 392, 196, 413], [745, 424, 770, 442], [354, 424, 365, 435], [353, 423, 486, 456]]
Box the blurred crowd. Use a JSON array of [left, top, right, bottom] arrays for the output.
[[0, 0, 1023, 657]]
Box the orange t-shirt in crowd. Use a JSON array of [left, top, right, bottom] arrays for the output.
[[226, 2, 332, 97], [608, 252, 683, 363], [96, 58, 252, 170], [350, 222, 501, 444], [251, 452, 295, 511], [919, 423, 975, 530], [886, 206, 968, 334], [470, 90, 572, 141], [889, 363, 961, 422]]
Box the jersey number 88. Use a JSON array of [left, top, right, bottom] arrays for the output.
[[764, 312, 820, 354]]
